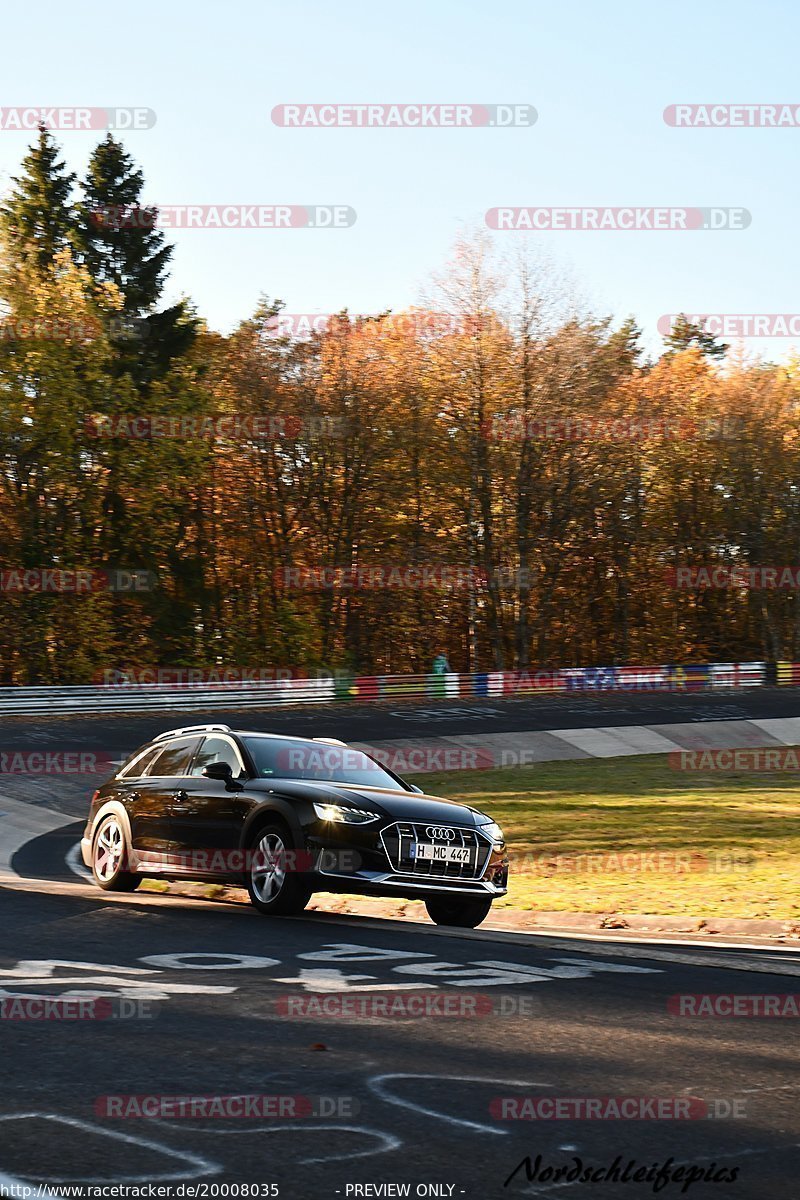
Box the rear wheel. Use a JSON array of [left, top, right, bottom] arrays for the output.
[[246, 823, 312, 916], [92, 814, 141, 892], [425, 895, 492, 928]]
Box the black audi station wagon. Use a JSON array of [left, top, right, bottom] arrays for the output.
[[82, 724, 508, 927]]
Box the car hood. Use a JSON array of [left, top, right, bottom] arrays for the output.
[[250, 778, 487, 826]]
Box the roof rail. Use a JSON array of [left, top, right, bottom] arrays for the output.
[[153, 724, 232, 743]]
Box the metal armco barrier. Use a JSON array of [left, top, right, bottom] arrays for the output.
[[0, 661, 774, 716]]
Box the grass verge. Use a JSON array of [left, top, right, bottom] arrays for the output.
[[412, 754, 800, 920]]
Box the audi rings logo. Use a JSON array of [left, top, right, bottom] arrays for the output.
[[426, 826, 455, 841]]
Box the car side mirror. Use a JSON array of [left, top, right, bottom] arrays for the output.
[[408, 783, 423, 794], [203, 761, 234, 782]]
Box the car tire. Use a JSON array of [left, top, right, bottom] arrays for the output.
[[246, 822, 312, 916], [424, 895, 493, 928], [91, 814, 141, 892]]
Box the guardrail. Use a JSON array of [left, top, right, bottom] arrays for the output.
[[0, 660, 782, 716]]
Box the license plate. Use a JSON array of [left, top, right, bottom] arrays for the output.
[[411, 842, 472, 865]]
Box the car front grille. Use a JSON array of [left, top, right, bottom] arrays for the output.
[[379, 822, 491, 881]]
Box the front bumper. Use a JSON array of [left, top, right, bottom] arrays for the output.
[[308, 819, 509, 901]]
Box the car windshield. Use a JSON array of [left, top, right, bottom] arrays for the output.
[[242, 736, 406, 790]]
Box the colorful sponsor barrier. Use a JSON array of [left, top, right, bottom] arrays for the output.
[[0, 659, 783, 715], [711, 662, 766, 688]]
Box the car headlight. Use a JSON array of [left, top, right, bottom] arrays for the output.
[[312, 802, 379, 825], [479, 820, 505, 844]]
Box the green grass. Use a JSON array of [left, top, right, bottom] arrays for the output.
[[411, 756, 800, 920]]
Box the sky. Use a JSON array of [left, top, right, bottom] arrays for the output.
[[1, 0, 798, 358]]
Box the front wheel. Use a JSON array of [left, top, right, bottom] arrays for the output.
[[246, 824, 312, 916], [92, 814, 141, 892], [425, 895, 493, 928]]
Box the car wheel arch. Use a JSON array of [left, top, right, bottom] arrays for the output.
[[90, 799, 134, 849], [240, 799, 303, 850]]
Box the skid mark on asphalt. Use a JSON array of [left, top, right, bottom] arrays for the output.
[[0, 1114, 218, 1182], [368, 1074, 553, 1136]]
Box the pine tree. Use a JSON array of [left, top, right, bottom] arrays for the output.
[[0, 124, 75, 277], [664, 314, 728, 359], [75, 134, 197, 384]]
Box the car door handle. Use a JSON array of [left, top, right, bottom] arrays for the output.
[[173, 790, 189, 803]]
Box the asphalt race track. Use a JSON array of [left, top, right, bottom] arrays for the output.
[[7, 684, 800, 759], [1, 691, 799, 1197], [1, 831, 799, 1197]]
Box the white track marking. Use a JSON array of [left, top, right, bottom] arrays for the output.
[[391, 961, 567, 986], [65, 843, 91, 879], [0, 959, 155, 977], [0, 960, 236, 1000], [271, 967, 435, 992], [369, 1074, 552, 1136], [140, 953, 279, 970], [297, 943, 435, 963], [0, 980, 234, 998], [550, 956, 663, 973], [300, 1125, 401, 1164], [146, 1120, 401, 1164], [0, 1114, 219, 1183], [738, 1083, 799, 1094], [467, 958, 662, 981], [0, 795, 76, 880]]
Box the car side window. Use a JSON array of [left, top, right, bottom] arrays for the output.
[[118, 744, 161, 779], [190, 736, 243, 777], [147, 736, 202, 778]]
